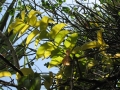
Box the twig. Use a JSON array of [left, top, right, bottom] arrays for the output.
[[77, 50, 105, 59], [0, 80, 17, 88]]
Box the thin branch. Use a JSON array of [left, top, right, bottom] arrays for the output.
[[74, 55, 83, 78], [0, 54, 23, 76], [77, 49, 105, 59], [0, 80, 17, 88]]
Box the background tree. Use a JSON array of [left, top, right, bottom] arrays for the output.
[[0, 0, 120, 90], [39, 0, 120, 90]]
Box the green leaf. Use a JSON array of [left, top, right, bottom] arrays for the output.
[[49, 23, 67, 39], [13, 23, 26, 34], [97, 28, 104, 45], [64, 33, 78, 49], [23, 79, 31, 88], [55, 70, 63, 79], [18, 76, 30, 89], [99, 0, 105, 4], [36, 42, 55, 59], [40, 16, 50, 31], [54, 30, 69, 46], [87, 60, 95, 69], [18, 73, 41, 90], [80, 41, 101, 51], [50, 47, 63, 57], [8, 23, 15, 33], [16, 68, 34, 80], [42, 72, 53, 83], [21, 10, 25, 21], [18, 24, 29, 37], [28, 15, 37, 26], [48, 56, 63, 68], [27, 10, 41, 26], [30, 73, 41, 90], [35, 34, 41, 46], [72, 46, 81, 54], [62, 7, 70, 13], [118, 12, 120, 16], [44, 79, 51, 89], [35, 30, 48, 46], [26, 29, 39, 45], [42, 1, 50, 8], [34, 20, 41, 27], [42, 72, 53, 90], [28, 10, 41, 18], [0, 71, 11, 78], [18, 0, 22, 6], [8, 19, 23, 33]]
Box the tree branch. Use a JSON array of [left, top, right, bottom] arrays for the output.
[[0, 31, 20, 69]]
